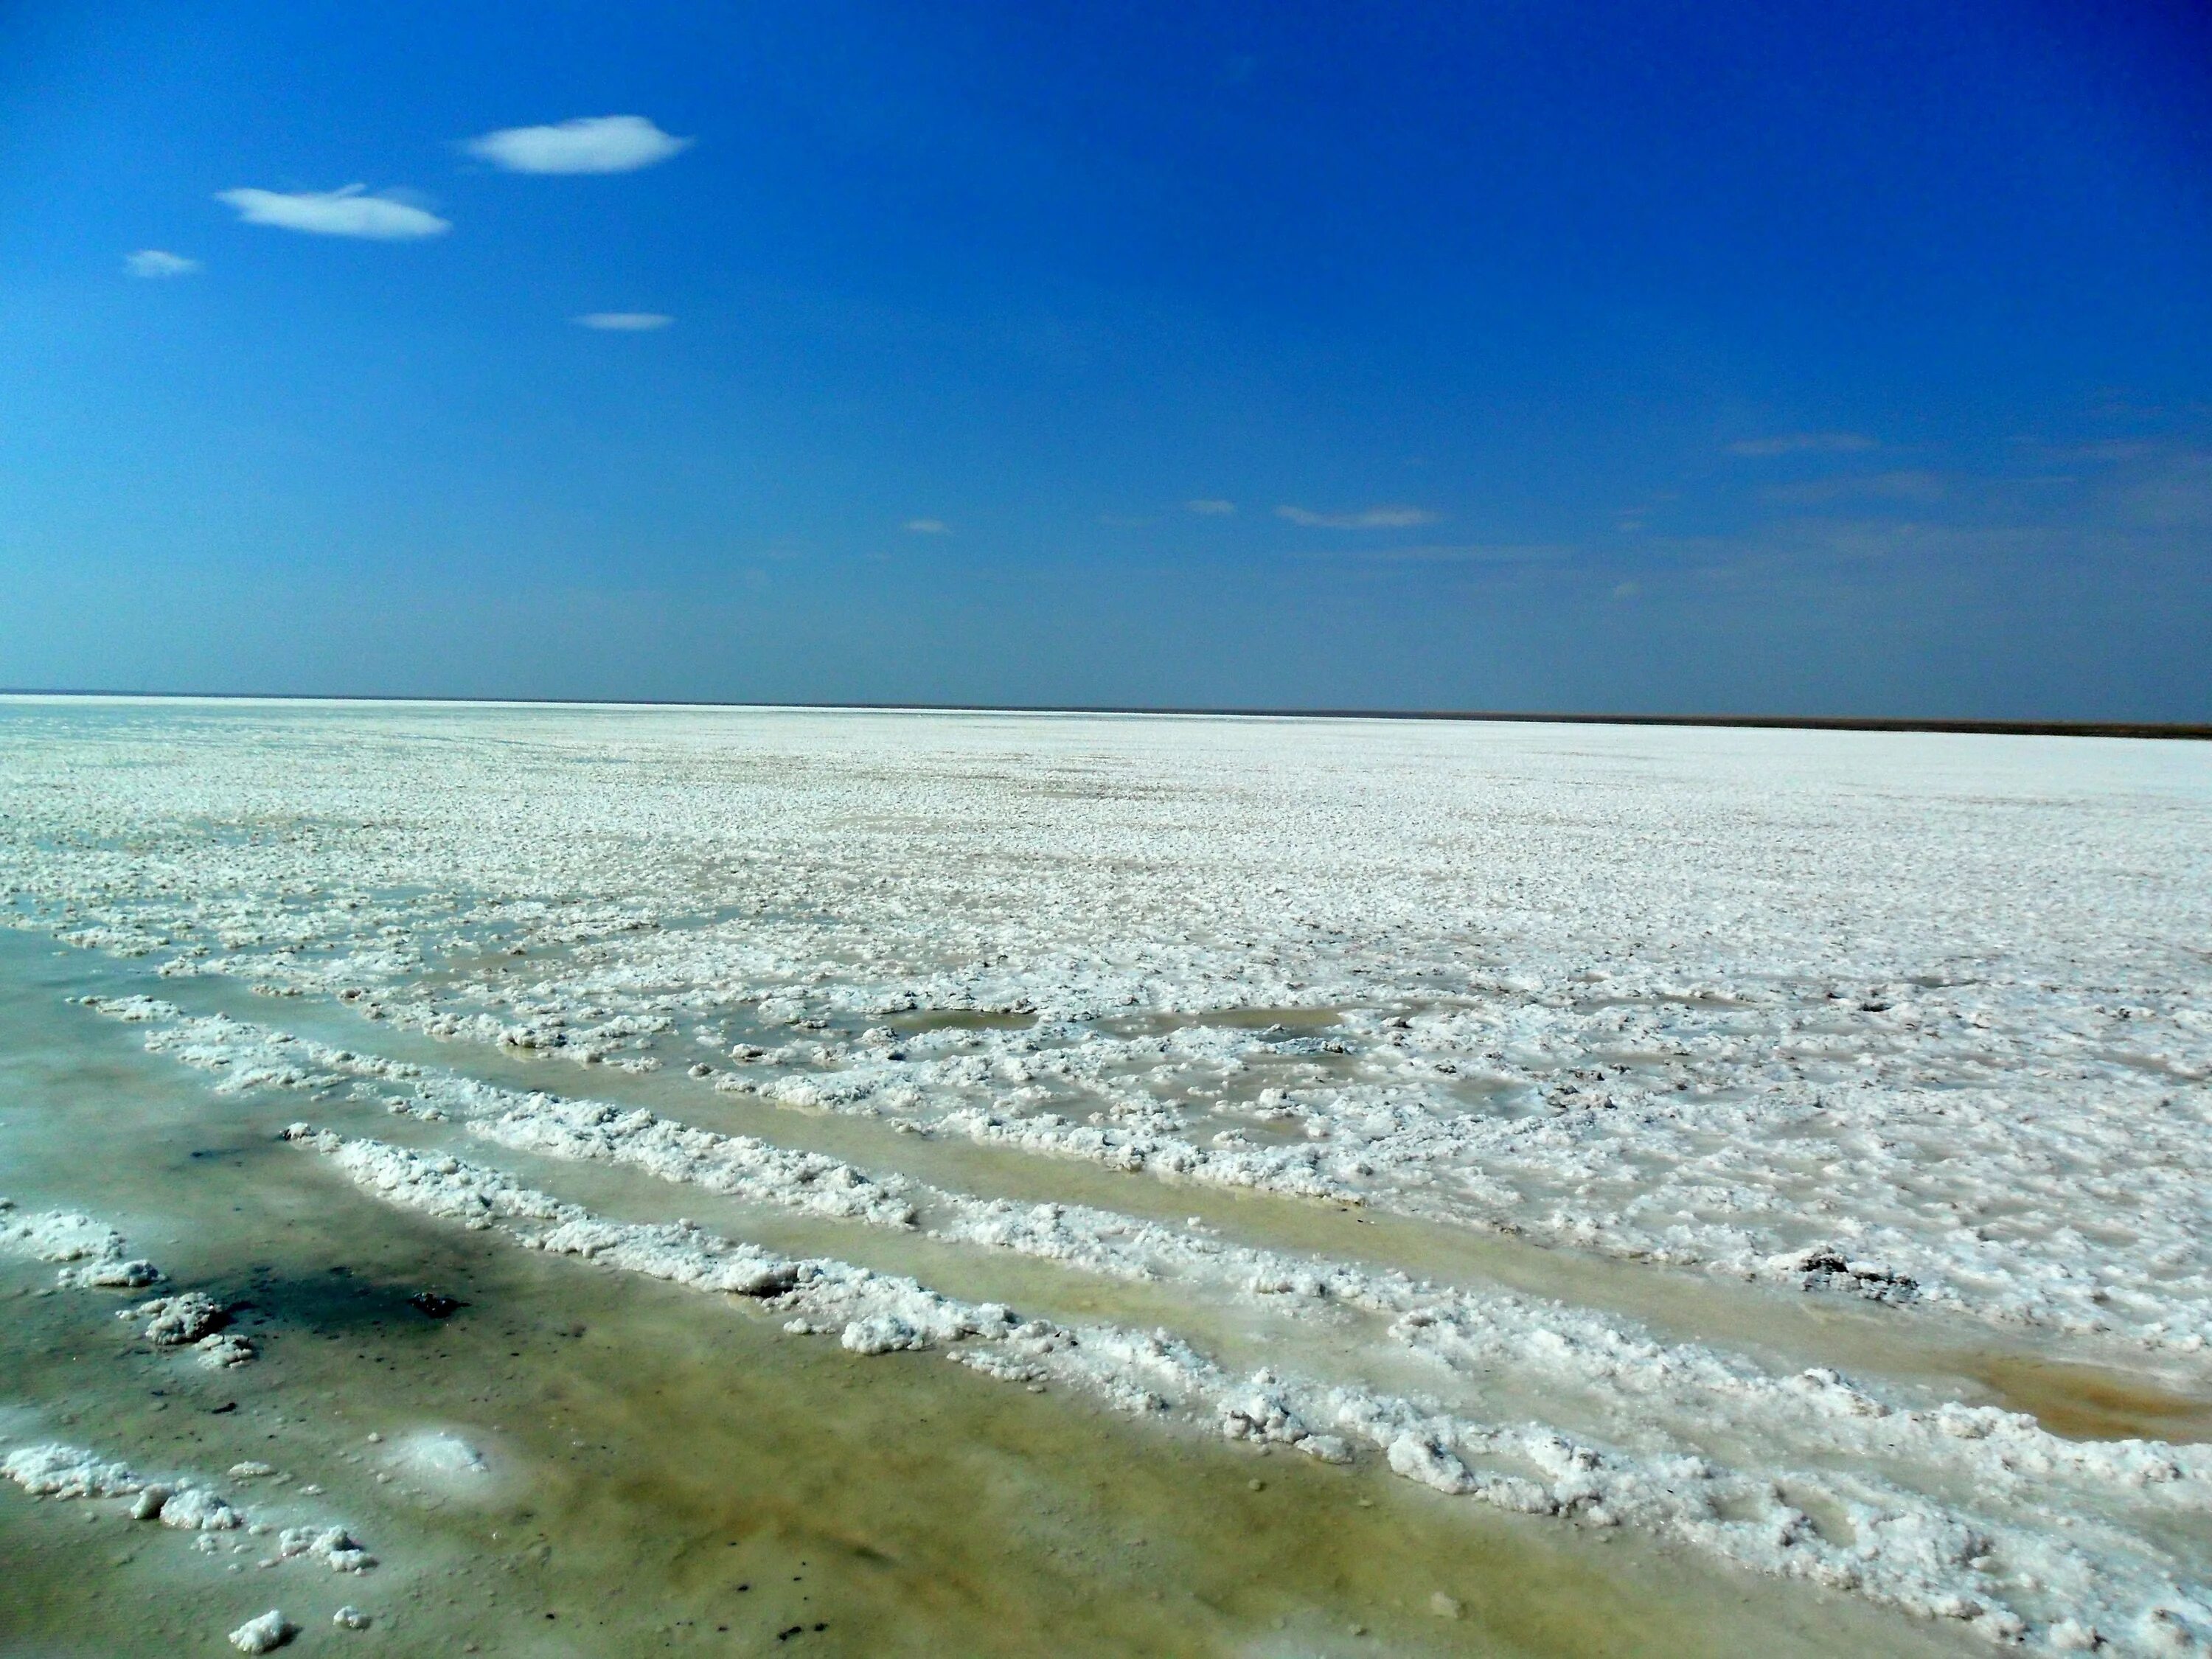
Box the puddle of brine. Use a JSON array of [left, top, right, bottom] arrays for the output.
[[894, 1008, 1038, 1033], [1965, 1355, 2212, 1443]]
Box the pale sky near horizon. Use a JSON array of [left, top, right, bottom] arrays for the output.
[[3, 1, 2209, 717]]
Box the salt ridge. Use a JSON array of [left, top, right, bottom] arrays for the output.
[[281, 1122, 2212, 1653]]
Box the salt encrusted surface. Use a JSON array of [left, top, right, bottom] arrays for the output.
[[284, 1124, 2212, 1652], [100, 1004, 2212, 1517], [0, 1442, 373, 1569], [6, 700, 2212, 1651], [0, 1198, 162, 1290], [7, 706, 2208, 1341]]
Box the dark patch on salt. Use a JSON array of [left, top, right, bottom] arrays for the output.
[[408, 1291, 464, 1320]]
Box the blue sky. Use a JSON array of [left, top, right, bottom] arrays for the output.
[[3, 1, 2209, 717]]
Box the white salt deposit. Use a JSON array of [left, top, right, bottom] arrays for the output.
[[380, 1429, 497, 1500], [1, 1440, 371, 1568], [118, 1006, 2212, 1516], [0, 1199, 161, 1290], [195, 1332, 258, 1368], [285, 1123, 2212, 1649], [227, 1609, 291, 1653], [134, 1291, 229, 1347], [6, 700, 2211, 1653]]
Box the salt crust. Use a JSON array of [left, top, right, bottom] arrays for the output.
[[0, 1443, 374, 1571], [11, 713, 2208, 1352], [0, 1197, 162, 1290], [0, 1197, 258, 1367], [114, 1007, 2212, 1508], [286, 1122, 2212, 1652], [9, 705, 2212, 1651], [86, 993, 2212, 1649]]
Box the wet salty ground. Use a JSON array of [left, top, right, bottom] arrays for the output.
[[4, 700, 2211, 1656], [0, 933, 1966, 1658]]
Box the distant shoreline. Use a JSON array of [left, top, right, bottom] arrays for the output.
[[1, 689, 2205, 741]]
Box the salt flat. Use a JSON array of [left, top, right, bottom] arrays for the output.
[[1, 697, 2208, 1655]]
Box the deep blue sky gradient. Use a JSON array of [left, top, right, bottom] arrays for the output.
[[4, 1, 2209, 715]]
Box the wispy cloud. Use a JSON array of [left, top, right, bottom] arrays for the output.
[[215, 186, 449, 240], [2118, 450, 2212, 529], [1275, 504, 1436, 529], [1290, 542, 1568, 565], [1727, 432, 1877, 456], [125, 248, 201, 278], [466, 116, 692, 175], [1762, 470, 1946, 506], [903, 518, 951, 535], [574, 312, 673, 331], [1184, 498, 1236, 516]]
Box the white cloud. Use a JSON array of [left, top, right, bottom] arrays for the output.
[[574, 312, 673, 331], [125, 249, 201, 278], [1184, 498, 1236, 516], [215, 186, 450, 240], [466, 115, 692, 175], [1727, 432, 1877, 456], [1763, 470, 1945, 506], [903, 518, 951, 535], [1291, 541, 1566, 565], [1275, 504, 1436, 529]]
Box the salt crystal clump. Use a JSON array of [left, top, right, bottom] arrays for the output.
[[3, 1436, 376, 1577], [80, 995, 181, 1023], [136, 1291, 229, 1346], [60, 1256, 164, 1289], [196, 1332, 258, 1368], [157, 1487, 244, 1530], [385, 1430, 491, 1499], [0, 1199, 162, 1290], [2, 1443, 142, 1500], [270, 1524, 375, 1572], [227, 1609, 291, 1652], [841, 1316, 926, 1354]]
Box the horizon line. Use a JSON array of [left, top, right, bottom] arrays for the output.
[[2, 688, 2205, 741]]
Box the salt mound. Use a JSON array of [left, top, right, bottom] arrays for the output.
[[135, 1291, 229, 1346], [2, 1442, 142, 1500], [227, 1609, 291, 1652], [195, 1332, 257, 1368], [0, 1199, 162, 1289]]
